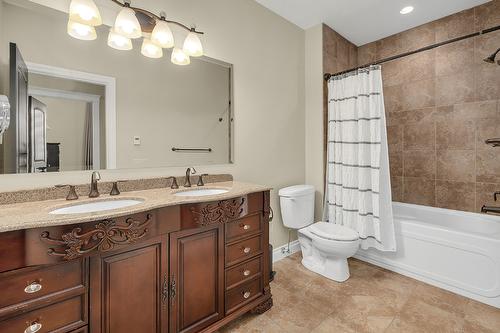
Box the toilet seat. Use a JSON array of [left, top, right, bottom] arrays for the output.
[[309, 222, 358, 241]]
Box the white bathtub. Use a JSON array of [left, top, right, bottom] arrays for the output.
[[355, 202, 500, 308]]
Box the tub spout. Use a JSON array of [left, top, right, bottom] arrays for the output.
[[481, 205, 500, 215]]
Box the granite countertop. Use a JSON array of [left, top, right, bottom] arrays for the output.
[[0, 181, 272, 233]]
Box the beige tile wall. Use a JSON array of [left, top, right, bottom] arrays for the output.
[[322, 24, 358, 174], [356, 1, 500, 212]]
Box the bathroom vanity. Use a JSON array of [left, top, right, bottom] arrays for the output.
[[0, 185, 272, 333]]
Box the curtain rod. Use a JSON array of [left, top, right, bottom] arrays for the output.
[[324, 24, 500, 81]]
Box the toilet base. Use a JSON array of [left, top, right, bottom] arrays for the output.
[[301, 256, 350, 282]]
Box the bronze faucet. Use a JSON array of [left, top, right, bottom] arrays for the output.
[[481, 206, 500, 215], [55, 184, 79, 200], [89, 171, 101, 198], [167, 176, 179, 189], [184, 167, 196, 187], [197, 174, 209, 186]]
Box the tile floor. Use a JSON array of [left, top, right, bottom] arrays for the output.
[[220, 252, 500, 333]]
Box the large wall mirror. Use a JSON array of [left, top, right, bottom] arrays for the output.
[[0, 0, 233, 175]]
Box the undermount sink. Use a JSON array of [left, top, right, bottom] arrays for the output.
[[174, 188, 229, 197], [49, 199, 144, 215]]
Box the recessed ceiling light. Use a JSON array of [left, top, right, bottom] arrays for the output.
[[400, 6, 414, 14]]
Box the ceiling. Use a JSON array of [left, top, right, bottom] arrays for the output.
[[253, 0, 491, 45]]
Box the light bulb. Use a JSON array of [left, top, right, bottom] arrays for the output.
[[400, 6, 414, 14], [151, 20, 174, 48], [114, 7, 142, 39], [183, 32, 203, 57], [69, 0, 102, 26], [171, 48, 190, 65], [141, 39, 163, 58], [107, 29, 132, 50], [67, 20, 97, 41]]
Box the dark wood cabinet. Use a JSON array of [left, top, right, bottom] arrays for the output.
[[0, 191, 273, 333], [169, 225, 224, 333], [89, 236, 168, 333]]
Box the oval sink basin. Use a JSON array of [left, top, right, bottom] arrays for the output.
[[50, 199, 144, 215], [174, 189, 229, 197]]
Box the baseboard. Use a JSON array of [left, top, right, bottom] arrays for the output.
[[272, 240, 301, 263]]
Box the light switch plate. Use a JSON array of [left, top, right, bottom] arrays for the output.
[[133, 136, 141, 145]]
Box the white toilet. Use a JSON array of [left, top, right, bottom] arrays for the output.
[[279, 185, 360, 282]]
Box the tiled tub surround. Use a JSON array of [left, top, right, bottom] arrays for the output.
[[355, 1, 500, 212], [0, 174, 233, 205]]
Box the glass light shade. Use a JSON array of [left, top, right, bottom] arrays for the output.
[[183, 32, 203, 57], [171, 48, 190, 65], [151, 20, 174, 48], [69, 0, 102, 26], [67, 20, 97, 41], [107, 29, 132, 50], [141, 39, 163, 58], [114, 7, 142, 39]]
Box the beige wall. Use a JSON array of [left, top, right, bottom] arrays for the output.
[[304, 25, 324, 221], [0, 0, 306, 248], [37, 96, 88, 171], [30, 73, 107, 167], [2, 2, 231, 169]]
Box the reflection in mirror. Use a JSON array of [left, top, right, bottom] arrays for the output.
[[0, 0, 233, 175]]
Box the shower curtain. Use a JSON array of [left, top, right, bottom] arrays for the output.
[[324, 65, 396, 251]]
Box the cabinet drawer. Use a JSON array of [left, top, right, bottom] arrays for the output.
[[0, 260, 85, 310], [226, 256, 262, 290], [225, 278, 263, 314], [225, 214, 261, 242], [226, 235, 262, 267], [0, 295, 86, 333]]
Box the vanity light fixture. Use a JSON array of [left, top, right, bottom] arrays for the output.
[[171, 48, 191, 66], [67, 0, 205, 65], [400, 6, 414, 14], [107, 28, 133, 50], [113, 5, 142, 39], [151, 19, 175, 49], [69, 0, 102, 26], [183, 30, 204, 57], [67, 20, 97, 40], [141, 39, 163, 58]]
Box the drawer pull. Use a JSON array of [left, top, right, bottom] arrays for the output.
[[243, 247, 251, 254], [24, 282, 42, 294], [243, 269, 251, 276], [24, 322, 42, 333], [242, 291, 251, 299], [241, 224, 251, 230]]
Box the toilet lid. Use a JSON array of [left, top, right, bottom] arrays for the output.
[[309, 222, 359, 241]]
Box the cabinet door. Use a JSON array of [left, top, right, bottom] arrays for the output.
[[90, 236, 168, 333], [169, 225, 224, 333]]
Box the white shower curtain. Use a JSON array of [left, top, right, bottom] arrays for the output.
[[323, 65, 396, 252]]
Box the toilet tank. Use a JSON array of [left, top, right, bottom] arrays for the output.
[[279, 185, 315, 229]]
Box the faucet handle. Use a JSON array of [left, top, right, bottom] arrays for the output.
[[55, 184, 79, 201], [197, 174, 209, 186], [110, 181, 127, 196], [167, 176, 179, 189]]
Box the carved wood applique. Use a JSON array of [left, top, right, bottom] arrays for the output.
[[190, 198, 245, 226], [250, 297, 273, 314], [40, 214, 152, 260]]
